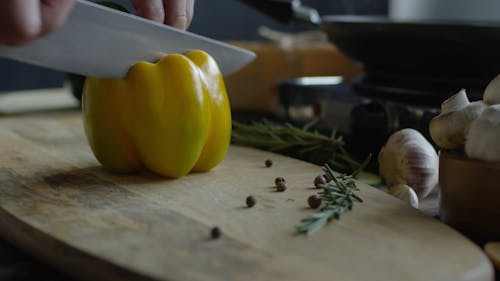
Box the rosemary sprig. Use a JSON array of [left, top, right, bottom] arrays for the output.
[[296, 155, 370, 235], [232, 120, 361, 174]]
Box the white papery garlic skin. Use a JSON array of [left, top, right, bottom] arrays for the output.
[[483, 74, 500, 105], [429, 89, 487, 150], [378, 129, 439, 199], [388, 184, 419, 209], [465, 104, 500, 162]]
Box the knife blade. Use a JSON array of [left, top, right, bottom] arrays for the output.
[[0, 0, 255, 78]]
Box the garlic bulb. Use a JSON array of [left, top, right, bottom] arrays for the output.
[[465, 104, 500, 162], [378, 128, 439, 199], [484, 74, 500, 105], [429, 89, 487, 150], [388, 184, 419, 209]]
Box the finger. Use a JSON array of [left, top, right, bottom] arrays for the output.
[[186, 0, 194, 28], [163, 0, 189, 30], [131, 0, 165, 23], [0, 0, 42, 45], [40, 0, 75, 36]]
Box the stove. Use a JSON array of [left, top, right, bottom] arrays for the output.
[[276, 74, 467, 160]]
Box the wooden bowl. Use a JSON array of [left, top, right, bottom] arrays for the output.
[[485, 242, 500, 272], [439, 150, 500, 242]]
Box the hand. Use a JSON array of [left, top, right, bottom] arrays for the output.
[[131, 0, 195, 30], [0, 0, 195, 46], [0, 0, 75, 45]]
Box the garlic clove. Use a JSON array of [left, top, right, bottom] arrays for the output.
[[484, 74, 500, 105], [388, 184, 419, 209], [378, 128, 438, 199], [441, 88, 470, 113], [429, 89, 487, 150], [465, 104, 500, 162]]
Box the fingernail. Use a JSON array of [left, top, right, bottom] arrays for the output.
[[173, 17, 187, 30]]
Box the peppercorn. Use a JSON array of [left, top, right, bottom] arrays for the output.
[[322, 173, 331, 182], [274, 176, 286, 185], [211, 227, 221, 239], [308, 195, 322, 209], [314, 175, 327, 188], [246, 196, 256, 208], [265, 159, 273, 167], [276, 181, 287, 192]]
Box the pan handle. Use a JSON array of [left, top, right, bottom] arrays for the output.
[[238, 0, 321, 25]]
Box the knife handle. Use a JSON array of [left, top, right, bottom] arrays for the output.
[[238, 0, 321, 25]]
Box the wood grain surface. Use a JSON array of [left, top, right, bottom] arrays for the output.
[[0, 111, 494, 281]]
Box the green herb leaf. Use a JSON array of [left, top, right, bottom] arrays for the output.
[[296, 157, 369, 235], [231, 120, 362, 173]]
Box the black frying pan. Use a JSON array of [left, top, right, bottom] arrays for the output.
[[240, 0, 500, 101]]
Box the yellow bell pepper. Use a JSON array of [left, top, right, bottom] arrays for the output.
[[82, 50, 231, 178]]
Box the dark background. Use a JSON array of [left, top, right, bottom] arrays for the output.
[[0, 0, 387, 92]]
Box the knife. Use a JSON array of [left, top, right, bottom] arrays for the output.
[[0, 0, 255, 78]]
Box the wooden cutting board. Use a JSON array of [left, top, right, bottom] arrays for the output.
[[0, 110, 494, 281]]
